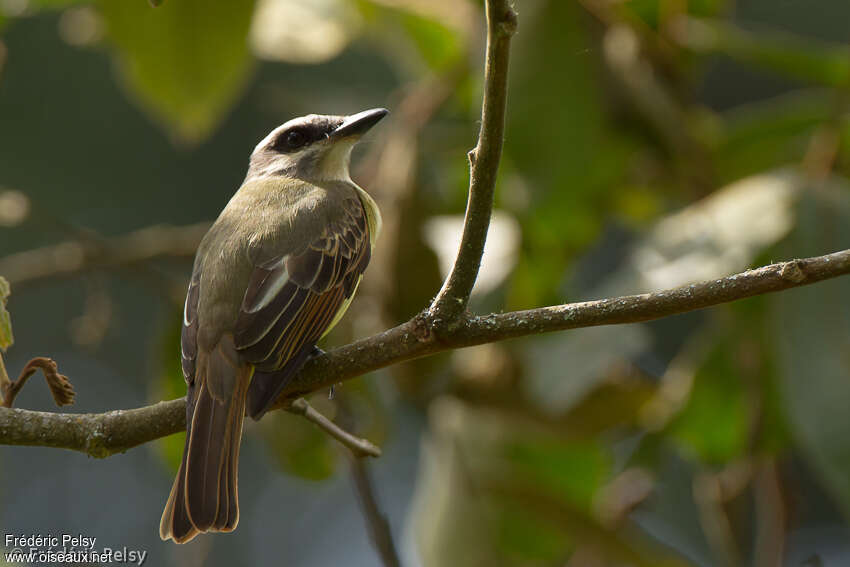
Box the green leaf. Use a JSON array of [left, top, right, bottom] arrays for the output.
[[260, 400, 337, 481], [676, 18, 850, 87], [0, 276, 12, 352], [355, 0, 462, 71], [97, 0, 255, 143], [152, 312, 189, 471], [770, 181, 850, 517], [397, 10, 460, 70], [716, 91, 833, 183], [670, 336, 749, 464]]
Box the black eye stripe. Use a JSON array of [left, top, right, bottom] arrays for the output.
[[270, 118, 341, 154]]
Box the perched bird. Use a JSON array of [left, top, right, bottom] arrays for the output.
[[160, 108, 387, 543]]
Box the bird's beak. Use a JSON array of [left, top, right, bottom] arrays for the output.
[[330, 108, 389, 140]]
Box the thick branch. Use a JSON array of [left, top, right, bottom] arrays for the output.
[[429, 0, 517, 325], [1, 249, 848, 457], [0, 399, 185, 458]]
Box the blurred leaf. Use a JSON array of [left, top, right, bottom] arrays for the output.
[[493, 500, 573, 564], [412, 398, 689, 566], [0, 276, 11, 351], [250, 0, 360, 64], [504, 0, 633, 308], [152, 312, 187, 471], [523, 325, 651, 414], [504, 438, 610, 512], [674, 17, 850, 87], [97, 0, 255, 142], [715, 91, 833, 183], [770, 179, 850, 517], [622, 0, 729, 29], [396, 9, 461, 70], [355, 0, 464, 71], [670, 335, 749, 464], [259, 395, 337, 481], [29, 0, 90, 8]]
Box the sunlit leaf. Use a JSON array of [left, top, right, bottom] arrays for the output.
[[97, 0, 255, 143], [250, 0, 360, 64]]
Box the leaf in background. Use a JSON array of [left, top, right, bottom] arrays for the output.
[[259, 394, 337, 481], [669, 336, 749, 464], [504, 0, 633, 308], [422, 211, 521, 297], [523, 325, 651, 414], [715, 90, 834, 183], [770, 178, 850, 517], [672, 17, 850, 87], [250, 0, 360, 65], [152, 313, 187, 472], [411, 397, 690, 566], [620, 0, 729, 30], [355, 0, 466, 71], [395, 8, 461, 70], [0, 276, 12, 351], [97, 0, 255, 143], [524, 169, 800, 415]]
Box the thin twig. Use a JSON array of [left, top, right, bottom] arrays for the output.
[[287, 398, 381, 458], [1, 357, 74, 408], [349, 455, 402, 567], [429, 0, 517, 327], [0, 248, 848, 456], [0, 222, 210, 287]]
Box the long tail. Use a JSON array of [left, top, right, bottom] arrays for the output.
[[160, 336, 252, 544]]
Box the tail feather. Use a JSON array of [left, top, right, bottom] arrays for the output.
[[160, 336, 251, 543]]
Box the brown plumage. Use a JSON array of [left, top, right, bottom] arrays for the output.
[[160, 109, 386, 543]]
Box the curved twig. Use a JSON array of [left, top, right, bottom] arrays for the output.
[[429, 0, 517, 327]]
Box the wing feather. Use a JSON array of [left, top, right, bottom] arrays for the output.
[[234, 195, 372, 413]]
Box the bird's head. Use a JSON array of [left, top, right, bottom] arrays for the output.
[[247, 108, 388, 183]]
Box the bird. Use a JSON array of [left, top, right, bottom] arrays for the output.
[[160, 108, 387, 543]]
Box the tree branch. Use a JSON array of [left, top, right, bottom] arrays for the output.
[[287, 398, 381, 458], [349, 455, 402, 567], [0, 222, 209, 287], [429, 0, 517, 326], [1, 248, 848, 457]]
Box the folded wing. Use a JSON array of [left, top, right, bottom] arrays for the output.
[[234, 195, 371, 417]]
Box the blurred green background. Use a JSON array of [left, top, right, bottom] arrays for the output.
[[1, 0, 850, 565]]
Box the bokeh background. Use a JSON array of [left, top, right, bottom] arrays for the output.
[[1, 0, 850, 565]]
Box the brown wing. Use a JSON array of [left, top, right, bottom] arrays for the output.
[[181, 271, 201, 383], [234, 195, 371, 417]]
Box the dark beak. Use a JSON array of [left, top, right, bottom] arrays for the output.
[[330, 108, 389, 140]]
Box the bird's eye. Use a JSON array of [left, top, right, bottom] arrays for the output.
[[286, 130, 306, 148]]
